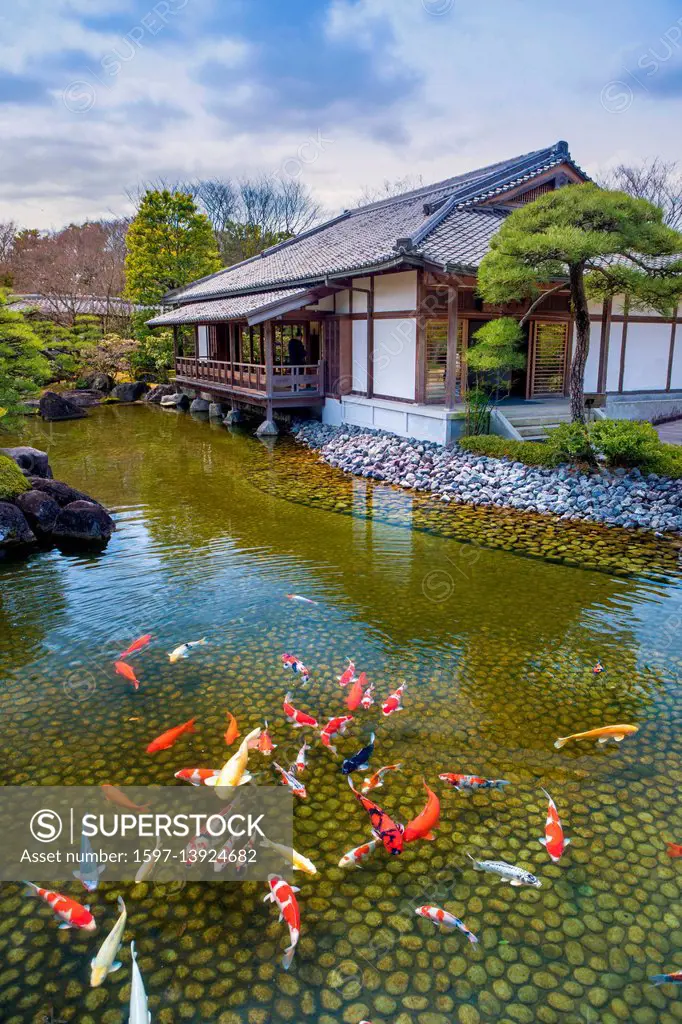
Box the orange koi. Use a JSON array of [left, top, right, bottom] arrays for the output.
[[118, 633, 151, 660], [146, 717, 196, 753], [346, 672, 366, 711], [403, 781, 440, 843], [101, 785, 150, 812], [114, 660, 139, 690], [224, 711, 240, 746], [258, 720, 277, 754], [667, 842, 682, 858]]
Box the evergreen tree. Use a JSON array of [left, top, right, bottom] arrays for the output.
[[0, 290, 50, 429]]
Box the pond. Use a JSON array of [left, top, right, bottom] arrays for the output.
[[1, 404, 682, 1024]]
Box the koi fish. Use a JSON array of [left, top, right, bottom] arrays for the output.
[[286, 594, 318, 605], [338, 659, 356, 687], [404, 781, 440, 843], [206, 726, 261, 787], [73, 830, 105, 892], [667, 842, 682, 858], [415, 905, 478, 944], [101, 785, 150, 812], [348, 776, 404, 856], [320, 714, 354, 754], [258, 720, 277, 754], [282, 653, 310, 683], [592, 661, 605, 674], [338, 839, 380, 869], [174, 768, 220, 786], [261, 836, 317, 876], [146, 717, 196, 753], [273, 761, 307, 799], [283, 692, 318, 729], [23, 883, 96, 931], [651, 969, 682, 986], [539, 789, 570, 863], [466, 853, 541, 888], [295, 741, 310, 773], [224, 711, 240, 746], [114, 660, 139, 690], [554, 724, 638, 749], [382, 683, 406, 717], [129, 942, 150, 1024], [346, 672, 367, 711], [361, 764, 402, 795], [438, 773, 510, 794], [168, 638, 207, 663], [264, 875, 301, 970], [134, 838, 161, 883], [360, 683, 375, 710], [90, 896, 126, 987], [118, 634, 151, 660], [341, 732, 375, 775]]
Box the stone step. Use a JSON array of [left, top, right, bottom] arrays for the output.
[[503, 414, 572, 427], [515, 423, 563, 440]]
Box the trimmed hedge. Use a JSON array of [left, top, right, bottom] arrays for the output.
[[458, 434, 558, 467], [0, 454, 30, 501]]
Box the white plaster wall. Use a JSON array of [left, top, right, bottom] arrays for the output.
[[352, 320, 368, 392], [322, 398, 343, 426], [605, 323, 623, 392], [584, 322, 601, 392], [588, 300, 604, 316], [622, 322, 671, 391], [197, 325, 208, 360], [374, 271, 417, 313], [352, 277, 370, 313], [670, 332, 682, 390], [372, 318, 416, 400], [335, 289, 350, 314]]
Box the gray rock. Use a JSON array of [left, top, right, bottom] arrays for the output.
[[256, 419, 278, 436], [0, 501, 36, 551], [82, 372, 114, 393], [160, 393, 190, 410], [14, 490, 60, 537], [0, 446, 52, 478], [39, 391, 87, 422], [189, 397, 210, 413], [223, 409, 243, 425], [144, 384, 177, 404], [209, 402, 227, 418], [28, 477, 102, 509], [52, 500, 115, 549], [110, 382, 150, 402], [67, 389, 104, 407]]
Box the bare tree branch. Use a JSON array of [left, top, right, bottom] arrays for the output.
[[598, 158, 682, 230]]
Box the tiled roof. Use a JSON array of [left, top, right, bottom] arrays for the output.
[[165, 142, 585, 306], [147, 287, 310, 325]]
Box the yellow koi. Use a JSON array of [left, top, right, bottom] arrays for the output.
[[554, 724, 637, 749]]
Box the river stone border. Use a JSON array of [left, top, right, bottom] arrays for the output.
[[292, 422, 682, 534]]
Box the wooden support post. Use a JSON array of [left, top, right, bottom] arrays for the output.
[[172, 325, 179, 362], [415, 270, 426, 404], [667, 320, 677, 392], [596, 299, 611, 394], [618, 300, 630, 393], [264, 320, 274, 423], [366, 279, 375, 399], [445, 284, 459, 408]]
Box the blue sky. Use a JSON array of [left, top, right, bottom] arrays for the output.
[[1, 0, 681, 227]]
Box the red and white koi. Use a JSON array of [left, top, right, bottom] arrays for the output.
[[360, 683, 375, 710], [273, 761, 307, 799], [286, 594, 318, 605], [23, 883, 96, 931], [361, 763, 402, 795], [257, 721, 277, 755], [319, 714, 354, 754], [381, 683, 406, 717], [539, 788, 570, 863], [337, 659, 356, 687], [174, 768, 220, 786], [295, 741, 310, 774], [438, 773, 510, 794], [338, 838, 380, 869], [264, 875, 301, 970], [415, 905, 478, 944], [283, 692, 318, 729], [281, 653, 310, 683]]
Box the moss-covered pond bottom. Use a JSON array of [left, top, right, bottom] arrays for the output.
[[1, 405, 682, 1024]]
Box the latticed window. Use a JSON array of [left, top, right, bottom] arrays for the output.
[[425, 319, 465, 403]]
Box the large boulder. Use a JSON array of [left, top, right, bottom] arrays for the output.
[[160, 393, 190, 410], [14, 490, 60, 538], [39, 391, 87, 421], [110, 382, 150, 402], [52, 500, 115, 549], [82, 372, 115, 393], [0, 501, 36, 552], [29, 477, 102, 508], [0, 446, 52, 479], [190, 397, 210, 414], [145, 384, 177, 404], [67, 389, 104, 407]]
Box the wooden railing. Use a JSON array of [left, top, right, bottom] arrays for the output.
[[175, 358, 322, 397]]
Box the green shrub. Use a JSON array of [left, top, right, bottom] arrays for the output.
[[545, 422, 595, 464], [0, 454, 30, 501], [458, 435, 557, 467], [648, 442, 682, 479], [458, 434, 508, 456], [590, 418, 661, 468]]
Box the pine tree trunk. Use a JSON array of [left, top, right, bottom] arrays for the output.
[[568, 263, 590, 423]]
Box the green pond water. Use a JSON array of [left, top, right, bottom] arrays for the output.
[[1, 404, 682, 1024]]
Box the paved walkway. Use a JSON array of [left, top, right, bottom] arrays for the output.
[[655, 419, 682, 445]]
